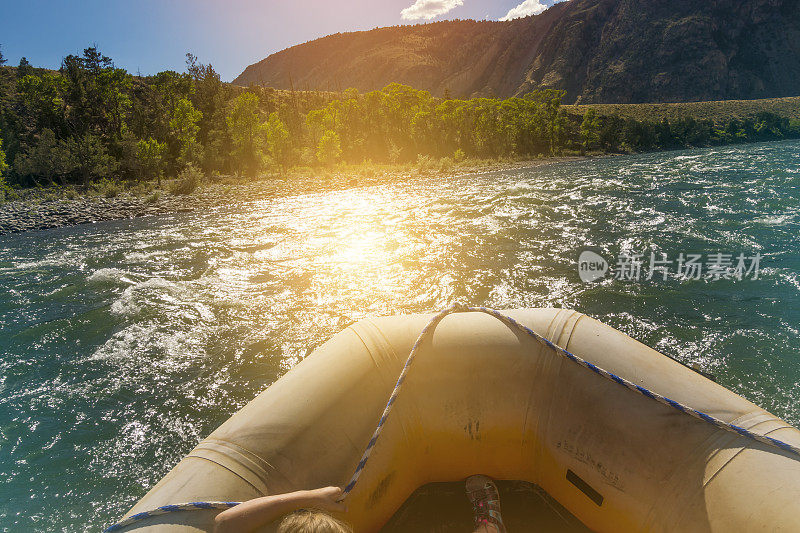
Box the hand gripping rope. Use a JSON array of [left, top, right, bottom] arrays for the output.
[[105, 304, 800, 531]]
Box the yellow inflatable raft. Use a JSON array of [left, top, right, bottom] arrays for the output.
[[115, 308, 800, 532]]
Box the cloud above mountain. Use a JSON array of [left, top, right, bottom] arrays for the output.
[[400, 0, 464, 21], [499, 0, 566, 21]]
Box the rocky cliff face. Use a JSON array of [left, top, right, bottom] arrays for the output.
[[234, 0, 800, 103]]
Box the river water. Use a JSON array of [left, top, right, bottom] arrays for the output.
[[1, 140, 799, 532]]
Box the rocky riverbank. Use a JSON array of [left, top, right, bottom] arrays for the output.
[[0, 156, 590, 236], [0, 189, 199, 235]]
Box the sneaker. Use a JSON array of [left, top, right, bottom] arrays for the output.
[[465, 475, 507, 533]]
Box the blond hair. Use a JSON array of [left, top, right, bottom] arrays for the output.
[[277, 509, 352, 533]]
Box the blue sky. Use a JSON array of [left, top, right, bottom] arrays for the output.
[[0, 0, 564, 82]]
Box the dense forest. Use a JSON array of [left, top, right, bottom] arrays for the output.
[[1, 46, 799, 193]]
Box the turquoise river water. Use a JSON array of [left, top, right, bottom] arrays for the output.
[[1, 140, 799, 531]]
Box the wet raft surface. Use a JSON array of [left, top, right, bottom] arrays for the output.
[[382, 481, 591, 532]]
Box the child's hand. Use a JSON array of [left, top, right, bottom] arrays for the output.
[[308, 486, 347, 513]]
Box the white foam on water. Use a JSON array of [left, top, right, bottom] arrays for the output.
[[11, 253, 81, 271], [121, 420, 149, 445], [774, 269, 800, 293], [124, 251, 160, 261], [109, 277, 181, 316], [753, 213, 797, 226], [88, 320, 210, 369], [87, 268, 137, 285], [104, 276, 217, 329], [87, 323, 158, 361]]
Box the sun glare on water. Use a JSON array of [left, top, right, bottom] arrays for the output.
[[211, 184, 448, 338]]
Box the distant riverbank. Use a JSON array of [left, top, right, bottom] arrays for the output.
[[0, 156, 590, 235]]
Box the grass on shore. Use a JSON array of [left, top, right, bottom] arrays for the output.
[[566, 95, 800, 123]]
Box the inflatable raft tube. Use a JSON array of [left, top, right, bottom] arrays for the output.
[[116, 308, 800, 532]]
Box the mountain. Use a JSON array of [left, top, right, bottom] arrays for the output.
[[233, 0, 800, 104]]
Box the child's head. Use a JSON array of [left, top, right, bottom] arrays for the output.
[[277, 509, 352, 533]]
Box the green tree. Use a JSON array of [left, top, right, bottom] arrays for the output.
[[137, 137, 167, 187], [186, 53, 228, 173], [0, 130, 8, 197], [169, 97, 203, 168], [264, 112, 292, 171], [17, 57, 33, 78], [0, 131, 7, 177], [226, 92, 264, 176], [317, 130, 342, 166], [580, 108, 600, 152], [305, 108, 328, 148], [126, 70, 192, 149], [13, 129, 75, 185], [527, 89, 566, 154], [16, 72, 68, 136], [65, 132, 117, 184], [0, 132, 9, 200], [599, 114, 623, 152], [656, 118, 674, 148], [60, 47, 131, 141]]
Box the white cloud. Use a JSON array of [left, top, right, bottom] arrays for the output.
[[401, 0, 464, 21], [499, 0, 566, 21]]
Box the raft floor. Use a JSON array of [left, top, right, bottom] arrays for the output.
[[381, 481, 592, 532]]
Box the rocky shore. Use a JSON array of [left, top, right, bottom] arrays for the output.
[[0, 156, 589, 236], [0, 189, 202, 235]]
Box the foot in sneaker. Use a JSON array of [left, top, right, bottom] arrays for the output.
[[465, 475, 506, 533]]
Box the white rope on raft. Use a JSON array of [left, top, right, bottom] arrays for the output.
[[104, 304, 800, 531], [339, 304, 800, 497]]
